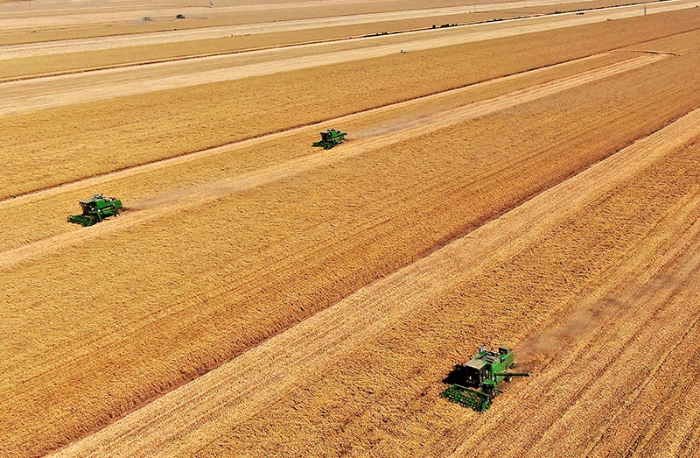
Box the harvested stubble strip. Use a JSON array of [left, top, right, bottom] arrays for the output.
[[2, 8, 700, 197]]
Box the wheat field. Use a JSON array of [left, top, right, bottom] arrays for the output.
[[2, 0, 700, 456]]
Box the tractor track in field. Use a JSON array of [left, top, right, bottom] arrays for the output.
[[0, 0, 693, 118], [588, 318, 700, 456], [51, 94, 700, 458], [0, 53, 667, 270], [532, 239, 700, 457]]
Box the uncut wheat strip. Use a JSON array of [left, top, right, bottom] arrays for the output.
[[622, 323, 700, 457], [0, 54, 665, 270], [579, 261, 700, 454], [611, 318, 700, 457], [0, 0, 693, 117], [529, 216, 700, 456], [531, 246, 700, 457], [52, 95, 700, 458]]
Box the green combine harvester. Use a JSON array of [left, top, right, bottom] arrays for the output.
[[442, 346, 530, 412], [68, 194, 123, 227], [313, 128, 346, 149]]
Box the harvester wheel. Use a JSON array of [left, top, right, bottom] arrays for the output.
[[506, 376, 513, 382]]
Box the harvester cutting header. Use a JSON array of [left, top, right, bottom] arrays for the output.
[[313, 128, 346, 149], [442, 345, 529, 412], [68, 194, 122, 227]]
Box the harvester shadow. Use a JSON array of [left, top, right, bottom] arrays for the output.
[[442, 365, 466, 385]]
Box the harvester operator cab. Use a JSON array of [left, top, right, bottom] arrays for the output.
[[69, 194, 123, 227], [80, 194, 106, 214], [80, 200, 96, 215], [462, 359, 487, 388]]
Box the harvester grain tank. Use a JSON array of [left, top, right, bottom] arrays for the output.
[[442, 345, 529, 412], [68, 194, 122, 226], [313, 128, 346, 149]]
